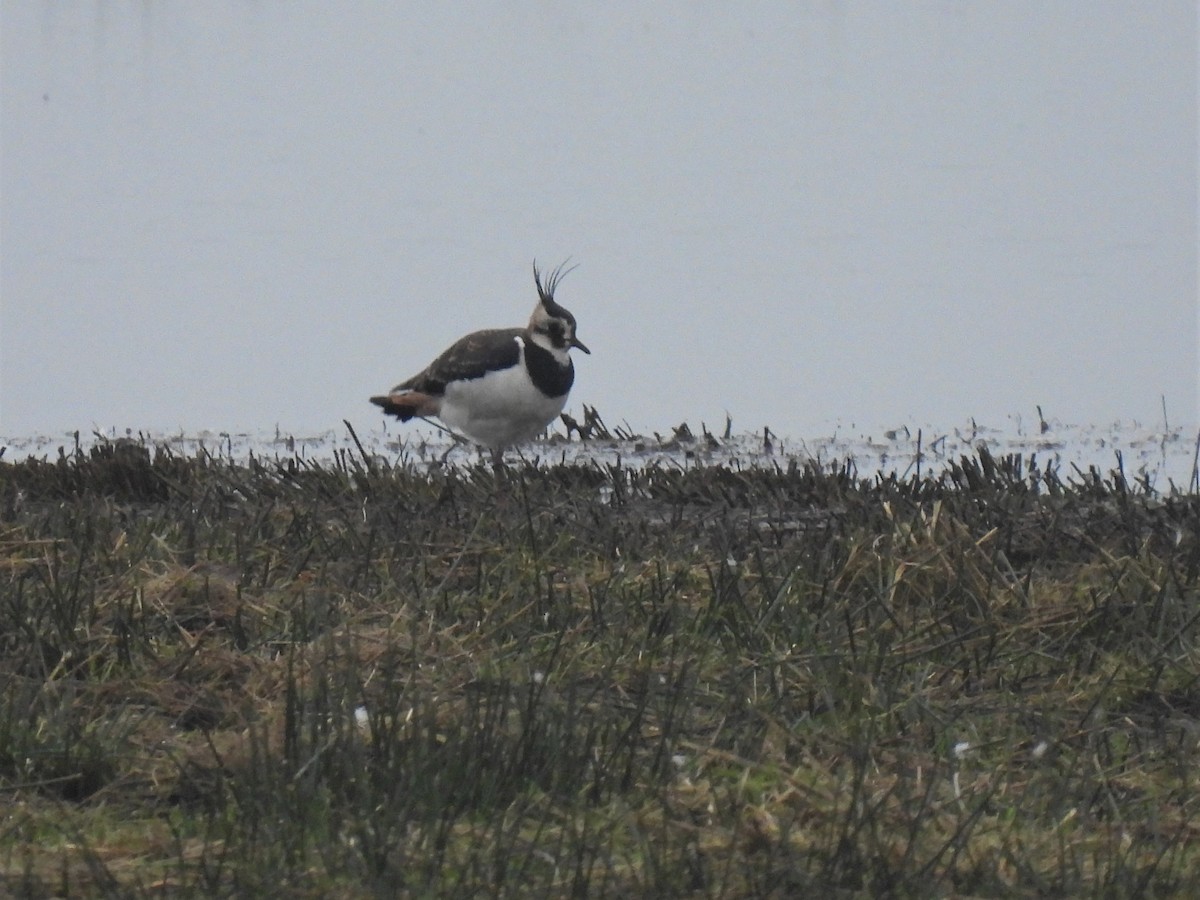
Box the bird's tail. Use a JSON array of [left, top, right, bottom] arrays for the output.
[[369, 391, 438, 421]]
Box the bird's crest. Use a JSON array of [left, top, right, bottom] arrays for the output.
[[533, 259, 578, 315]]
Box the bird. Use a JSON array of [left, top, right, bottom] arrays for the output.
[[370, 261, 590, 467]]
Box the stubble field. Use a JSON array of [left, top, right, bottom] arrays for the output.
[[1, 425, 1198, 897]]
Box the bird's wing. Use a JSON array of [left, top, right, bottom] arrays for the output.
[[394, 328, 523, 395]]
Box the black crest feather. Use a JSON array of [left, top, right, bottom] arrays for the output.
[[532, 259, 578, 314]]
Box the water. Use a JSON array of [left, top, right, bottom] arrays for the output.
[[5, 418, 1196, 495]]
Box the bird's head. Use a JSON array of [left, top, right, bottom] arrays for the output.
[[529, 260, 590, 356]]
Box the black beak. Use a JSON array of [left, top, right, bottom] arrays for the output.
[[571, 336, 591, 354]]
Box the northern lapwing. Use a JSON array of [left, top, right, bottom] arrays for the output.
[[370, 261, 590, 466]]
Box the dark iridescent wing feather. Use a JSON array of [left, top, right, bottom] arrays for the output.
[[396, 328, 523, 395]]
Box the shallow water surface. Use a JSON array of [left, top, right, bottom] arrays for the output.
[[4, 419, 1196, 494]]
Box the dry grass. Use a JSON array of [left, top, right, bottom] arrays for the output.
[[1, 436, 1198, 897]]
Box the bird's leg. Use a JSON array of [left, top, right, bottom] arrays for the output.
[[418, 416, 471, 467]]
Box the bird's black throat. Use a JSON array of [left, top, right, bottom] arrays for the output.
[[523, 340, 575, 398]]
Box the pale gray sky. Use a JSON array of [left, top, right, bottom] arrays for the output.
[[2, 2, 1196, 439]]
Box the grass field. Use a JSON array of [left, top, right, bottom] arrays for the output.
[[1, 433, 1198, 897]]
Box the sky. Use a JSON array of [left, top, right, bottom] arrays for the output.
[[1, 2, 1196, 442]]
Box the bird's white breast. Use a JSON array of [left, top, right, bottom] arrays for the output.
[[438, 337, 569, 448]]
